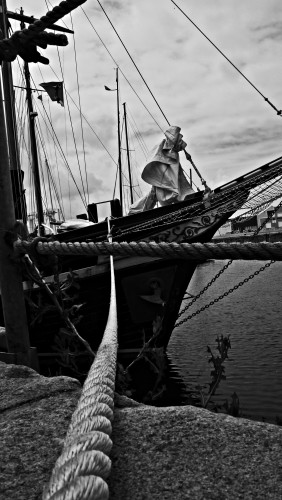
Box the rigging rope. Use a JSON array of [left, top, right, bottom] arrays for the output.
[[0, 0, 87, 64], [170, 0, 282, 117], [94, 1, 209, 189], [45, 97, 66, 218], [36, 139, 49, 213], [33, 102, 65, 219], [48, 61, 118, 164], [16, 0, 87, 36], [176, 180, 282, 324], [64, 80, 88, 208], [36, 97, 88, 210], [55, 44, 87, 219], [70, 12, 90, 206], [127, 107, 149, 159], [13, 76, 28, 220], [81, 6, 164, 133], [29, 60, 84, 211], [184, 150, 210, 191], [43, 219, 118, 500], [96, 0, 171, 127]]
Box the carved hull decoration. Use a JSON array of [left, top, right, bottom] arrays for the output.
[[148, 210, 221, 243], [23, 154, 282, 387]]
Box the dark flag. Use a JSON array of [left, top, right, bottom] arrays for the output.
[[39, 81, 64, 106]]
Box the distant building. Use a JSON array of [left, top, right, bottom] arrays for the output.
[[215, 205, 282, 235], [257, 205, 282, 230], [214, 220, 232, 236], [231, 214, 257, 233]]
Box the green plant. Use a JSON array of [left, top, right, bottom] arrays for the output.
[[115, 315, 170, 404], [198, 334, 231, 409], [22, 254, 95, 374], [52, 327, 93, 377]]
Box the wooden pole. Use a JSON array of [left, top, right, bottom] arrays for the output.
[[122, 102, 134, 204], [116, 68, 123, 215], [0, 79, 31, 366], [20, 10, 45, 236], [0, 0, 27, 223]]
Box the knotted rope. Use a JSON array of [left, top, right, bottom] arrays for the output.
[[15, 239, 282, 261], [43, 222, 118, 500], [0, 0, 86, 64]]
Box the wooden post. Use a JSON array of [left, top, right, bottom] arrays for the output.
[[20, 10, 45, 236], [122, 102, 134, 204], [0, 79, 31, 367], [116, 68, 123, 215], [0, 0, 27, 223]]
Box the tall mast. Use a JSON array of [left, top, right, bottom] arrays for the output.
[[116, 68, 123, 215], [20, 8, 45, 235], [0, 0, 27, 222], [122, 102, 133, 204], [0, 70, 31, 367]]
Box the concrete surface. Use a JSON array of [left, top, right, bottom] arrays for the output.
[[1, 362, 282, 500]]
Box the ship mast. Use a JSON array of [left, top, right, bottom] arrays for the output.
[[20, 8, 45, 236], [122, 102, 133, 204], [0, 3, 31, 366], [0, 0, 85, 369], [0, 0, 27, 223], [116, 68, 123, 215]]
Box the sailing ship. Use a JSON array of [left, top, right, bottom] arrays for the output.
[[1, 1, 282, 400]]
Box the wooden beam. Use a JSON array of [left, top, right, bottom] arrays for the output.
[[0, 80, 31, 367]]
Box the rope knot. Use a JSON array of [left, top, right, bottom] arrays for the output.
[[24, 236, 59, 275]]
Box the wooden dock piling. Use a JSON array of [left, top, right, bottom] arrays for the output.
[[0, 80, 33, 367]]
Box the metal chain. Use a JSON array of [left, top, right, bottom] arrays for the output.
[[178, 260, 233, 316], [117, 162, 282, 238], [177, 194, 282, 324], [116, 191, 244, 238], [175, 260, 275, 327], [116, 186, 247, 239]]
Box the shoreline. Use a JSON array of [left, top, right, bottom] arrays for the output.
[[213, 229, 282, 244]]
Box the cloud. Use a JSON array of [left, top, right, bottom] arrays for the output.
[[253, 22, 282, 42], [89, 0, 132, 14], [8, 0, 282, 221]]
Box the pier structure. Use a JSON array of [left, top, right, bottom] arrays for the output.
[[6, 236, 282, 499]]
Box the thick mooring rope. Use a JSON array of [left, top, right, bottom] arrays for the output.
[[15, 239, 282, 261], [0, 0, 87, 63], [42, 229, 117, 500]]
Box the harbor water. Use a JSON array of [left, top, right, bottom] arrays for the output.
[[168, 260, 282, 425]]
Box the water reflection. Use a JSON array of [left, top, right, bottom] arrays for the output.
[[168, 260, 282, 424]]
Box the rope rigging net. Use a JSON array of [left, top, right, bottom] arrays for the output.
[[174, 159, 282, 325], [110, 156, 282, 240]]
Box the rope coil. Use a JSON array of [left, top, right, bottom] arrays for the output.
[[0, 0, 87, 64]]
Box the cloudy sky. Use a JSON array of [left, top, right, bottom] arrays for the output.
[[8, 0, 282, 221]]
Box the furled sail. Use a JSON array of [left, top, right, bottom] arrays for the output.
[[129, 126, 194, 214]]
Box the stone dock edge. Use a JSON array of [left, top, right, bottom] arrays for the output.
[[0, 362, 281, 500]]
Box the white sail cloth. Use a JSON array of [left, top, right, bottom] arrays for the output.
[[57, 219, 95, 233], [129, 126, 194, 214]]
